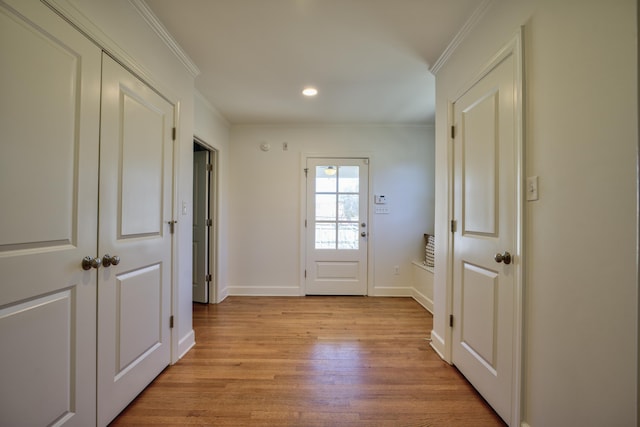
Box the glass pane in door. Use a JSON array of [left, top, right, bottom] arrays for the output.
[[314, 165, 360, 250], [338, 166, 359, 192], [315, 222, 336, 249], [338, 194, 358, 221], [338, 223, 359, 249]]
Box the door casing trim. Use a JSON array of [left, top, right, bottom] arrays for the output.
[[193, 135, 219, 304]]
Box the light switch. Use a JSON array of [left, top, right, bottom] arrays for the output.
[[182, 201, 188, 215], [527, 176, 539, 201]]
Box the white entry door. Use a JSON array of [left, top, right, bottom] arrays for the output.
[[0, 0, 101, 425], [97, 54, 174, 426], [305, 158, 369, 295], [451, 40, 521, 425]]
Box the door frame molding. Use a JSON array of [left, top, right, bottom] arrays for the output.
[[193, 136, 219, 304], [300, 152, 374, 296], [444, 28, 524, 424]]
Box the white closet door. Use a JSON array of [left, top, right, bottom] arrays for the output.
[[451, 43, 519, 425], [97, 54, 174, 426], [0, 0, 101, 425]]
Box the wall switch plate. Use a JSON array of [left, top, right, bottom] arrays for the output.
[[527, 176, 539, 201], [375, 206, 390, 214]]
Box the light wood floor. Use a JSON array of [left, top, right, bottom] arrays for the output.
[[110, 296, 505, 427]]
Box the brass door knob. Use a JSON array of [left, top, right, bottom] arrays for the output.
[[82, 256, 101, 270], [494, 251, 512, 265], [102, 254, 121, 267]]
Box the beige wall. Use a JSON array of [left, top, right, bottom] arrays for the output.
[[433, 0, 637, 425], [227, 125, 434, 297]]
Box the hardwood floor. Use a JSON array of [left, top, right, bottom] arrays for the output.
[[110, 297, 505, 426]]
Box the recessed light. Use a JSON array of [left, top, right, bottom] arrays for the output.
[[302, 87, 318, 97]]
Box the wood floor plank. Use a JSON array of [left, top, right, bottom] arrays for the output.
[[110, 296, 505, 426]]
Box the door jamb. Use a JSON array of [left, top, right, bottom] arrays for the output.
[[193, 136, 219, 304], [445, 28, 524, 424]]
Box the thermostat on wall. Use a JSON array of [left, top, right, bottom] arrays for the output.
[[375, 195, 387, 204]]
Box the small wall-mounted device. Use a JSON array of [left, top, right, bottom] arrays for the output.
[[374, 195, 387, 204], [260, 142, 271, 152], [526, 176, 539, 201]]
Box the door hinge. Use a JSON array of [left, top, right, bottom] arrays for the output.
[[449, 314, 454, 328], [451, 125, 455, 139], [206, 218, 213, 227], [450, 220, 457, 233], [304, 219, 307, 228], [206, 163, 213, 172], [304, 269, 307, 278], [304, 168, 309, 177], [205, 274, 212, 282], [170, 315, 174, 329], [172, 127, 176, 141], [167, 220, 177, 234]]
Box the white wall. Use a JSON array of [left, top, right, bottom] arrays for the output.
[[194, 92, 231, 302], [46, 0, 197, 361], [432, 0, 637, 425], [228, 125, 434, 298]]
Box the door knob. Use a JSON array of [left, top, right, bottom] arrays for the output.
[[82, 256, 101, 270], [361, 223, 366, 228], [102, 254, 121, 267], [494, 251, 512, 265], [361, 232, 367, 237]]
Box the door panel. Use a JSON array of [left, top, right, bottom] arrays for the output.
[[306, 158, 368, 295], [120, 92, 166, 236], [463, 91, 498, 236], [116, 264, 162, 372], [452, 50, 517, 424], [460, 262, 498, 371], [98, 54, 173, 426], [0, 0, 101, 425]]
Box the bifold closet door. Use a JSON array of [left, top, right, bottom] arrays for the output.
[[0, 0, 101, 425], [97, 54, 174, 426]]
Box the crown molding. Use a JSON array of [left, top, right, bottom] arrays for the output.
[[130, 0, 200, 78], [429, 0, 494, 75]]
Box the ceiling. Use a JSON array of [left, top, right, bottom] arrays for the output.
[[145, 0, 485, 125]]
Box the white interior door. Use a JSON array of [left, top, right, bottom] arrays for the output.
[[0, 0, 101, 425], [305, 158, 369, 295], [97, 54, 174, 426], [451, 45, 520, 424], [192, 147, 209, 303]]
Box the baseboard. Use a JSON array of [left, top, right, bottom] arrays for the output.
[[177, 329, 195, 361], [216, 286, 229, 303], [227, 286, 301, 296], [373, 286, 434, 315], [411, 288, 434, 314], [372, 286, 413, 297], [430, 329, 447, 362], [224, 285, 433, 317]]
